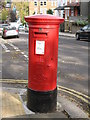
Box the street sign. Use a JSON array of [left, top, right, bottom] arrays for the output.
[[6, 3, 11, 8]]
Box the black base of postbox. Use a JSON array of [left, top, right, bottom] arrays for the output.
[[27, 87, 57, 113]]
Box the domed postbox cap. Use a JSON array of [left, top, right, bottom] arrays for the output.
[[24, 14, 64, 25]]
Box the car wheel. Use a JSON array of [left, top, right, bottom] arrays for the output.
[[2, 36, 5, 39], [17, 35, 19, 38], [76, 34, 80, 40]]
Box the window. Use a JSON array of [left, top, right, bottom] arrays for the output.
[[69, 0, 71, 3], [77, 6, 80, 16], [40, 2, 43, 6], [44, 8, 47, 14], [40, 8, 43, 14], [44, 1, 46, 5], [55, 10, 57, 16], [34, 1, 37, 6], [35, 9, 37, 14], [54, 1, 57, 6], [51, 1, 53, 6], [71, 9, 74, 16], [67, 9, 69, 16]]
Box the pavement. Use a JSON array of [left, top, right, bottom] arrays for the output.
[[59, 32, 75, 38], [1, 32, 89, 119], [0, 86, 89, 119], [19, 31, 76, 38]]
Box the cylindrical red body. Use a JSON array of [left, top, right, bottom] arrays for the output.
[[25, 15, 64, 113], [25, 15, 64, 92]]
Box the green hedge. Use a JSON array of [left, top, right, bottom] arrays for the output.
[[72, 20, 88, 27]]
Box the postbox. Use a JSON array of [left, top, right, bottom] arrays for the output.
[[25, 14, 64, 113]]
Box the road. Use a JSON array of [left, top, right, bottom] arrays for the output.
[[58, 35, 88, 95], [0, 32, 89, 103]]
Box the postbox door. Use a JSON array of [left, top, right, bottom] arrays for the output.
[[28, 28, 58, 91]]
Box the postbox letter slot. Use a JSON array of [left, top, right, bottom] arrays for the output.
[[34, 32, 47, 37]]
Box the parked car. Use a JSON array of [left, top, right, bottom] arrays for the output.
[[19, 24, 25, 31], [0, 24, 9, 35], [9, 22, 19, 30], [25, 24, 29, 32], [76, 25, 90, 41], [2, 26, 19, 38]]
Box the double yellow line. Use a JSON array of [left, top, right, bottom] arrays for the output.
[[57, 85, 90, 105], [0, 79, 28, 84], [0, 79, 89, 105]]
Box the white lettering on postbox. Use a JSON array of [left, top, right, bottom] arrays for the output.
[[36, 40, 45, 55]]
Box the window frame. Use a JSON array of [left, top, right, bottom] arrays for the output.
[[44, 1, 46, 5], [34, 1, 37, 6], [40, 1, 43, 6]]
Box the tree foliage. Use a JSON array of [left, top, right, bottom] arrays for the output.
[[1, 1, 6, 8], [47, 9, 53, 15], [10, 10, 16, 22], [1, 8, 8, 22], [12, 2, 29, 24]]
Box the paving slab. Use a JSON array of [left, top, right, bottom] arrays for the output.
[[58, 95, 89, 118], [1, 90, 25, 118]]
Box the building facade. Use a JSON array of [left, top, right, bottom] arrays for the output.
[[55, 0, 80, 19], [80, 2, 88, 17], [29, 0, 57, 15]]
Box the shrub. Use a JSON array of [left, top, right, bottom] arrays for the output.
[[73, 20, 88, 27], [47, 9, 53, 15]]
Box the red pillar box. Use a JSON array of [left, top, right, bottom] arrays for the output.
[[25, 14, 64, 113]]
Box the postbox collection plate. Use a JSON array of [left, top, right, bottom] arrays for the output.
[[35, 40, 45, 55]]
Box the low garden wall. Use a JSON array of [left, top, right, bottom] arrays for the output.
[[71, 25, 81, 34], [59, 20, 88, 34]]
